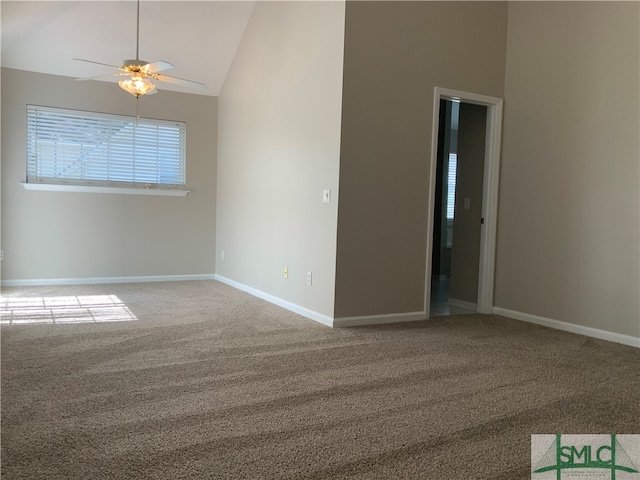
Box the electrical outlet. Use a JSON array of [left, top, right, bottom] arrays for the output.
[[306, 272, 312, 285], [284, 266, 289, 279]]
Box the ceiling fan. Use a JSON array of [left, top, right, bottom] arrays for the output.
[[74, 0, 206, 97]]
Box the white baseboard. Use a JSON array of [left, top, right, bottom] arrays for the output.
[[447, 298, 477, 311], [493, 307, 640, 348], [212, 276, 427, 328], [1, 274, 216, 288], [214, 274, 333, 327], [334, 311, 426, 328]]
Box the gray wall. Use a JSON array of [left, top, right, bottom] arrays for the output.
[[215, 1, 345, 318], [496, 2, 640, 337], [335, 1, 508, 318], [1, 68, 217, 281], [449, 103, 486, 305]]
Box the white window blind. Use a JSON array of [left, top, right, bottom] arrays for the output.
[[446, 153, 457, 220], [27, 105, 186, 190]]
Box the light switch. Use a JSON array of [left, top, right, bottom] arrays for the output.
[[464, 197, 471, 210], [323, 189, 331, 203]]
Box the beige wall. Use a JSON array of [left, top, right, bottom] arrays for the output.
[[215, 1, 345, 317], [1, 68, 217, 281], [496, 2, 640, 337], [335, 1, 507, 318]]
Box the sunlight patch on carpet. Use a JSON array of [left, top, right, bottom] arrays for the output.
[[0, 295, 137, 325]]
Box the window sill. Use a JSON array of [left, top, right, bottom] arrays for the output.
[[21, 183, 190, 197]]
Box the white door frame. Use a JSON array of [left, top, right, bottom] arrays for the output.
[[424, 87, 503, 316]]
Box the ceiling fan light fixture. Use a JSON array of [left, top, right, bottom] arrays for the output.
[[118, 75, 156, 97]]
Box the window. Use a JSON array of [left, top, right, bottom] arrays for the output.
[[446, 153, 457, 220], [27, 105, 186, 192]]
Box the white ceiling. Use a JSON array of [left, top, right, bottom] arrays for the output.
[[1, 1, 256, 96]]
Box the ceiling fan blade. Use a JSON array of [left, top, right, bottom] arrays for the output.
[[76, 72, 129, 82], [73, 58, 123, 70], [153, 73, 206, 91], [142, 60, 174, 74]]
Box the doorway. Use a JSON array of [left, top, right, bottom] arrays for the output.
[[425, 88, 503, 318]]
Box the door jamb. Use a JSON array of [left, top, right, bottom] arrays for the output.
[[424, 87, 503, 316]]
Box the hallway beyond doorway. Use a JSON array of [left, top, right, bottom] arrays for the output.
[[429, 276, 476, 317]]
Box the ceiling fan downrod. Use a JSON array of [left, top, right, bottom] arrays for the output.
[[135, 0, 140, 61]]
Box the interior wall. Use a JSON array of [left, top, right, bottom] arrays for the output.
[[335, 1, 507, 318], [215, 1, 345, 318], [449, 102, 486, 305], [1, 68, 217, 282], [496, 2, 640, 338], [431, 100, 450, 278]]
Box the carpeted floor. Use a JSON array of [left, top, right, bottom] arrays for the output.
[[1, 280, 639, 479]]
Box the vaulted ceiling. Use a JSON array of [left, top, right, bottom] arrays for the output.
[[1, 1, 256, 96]]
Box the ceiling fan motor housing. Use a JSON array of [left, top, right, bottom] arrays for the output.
[[123, 59, 149, 72]]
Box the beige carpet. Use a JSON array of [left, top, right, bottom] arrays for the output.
[[1, 280, 639, 479]]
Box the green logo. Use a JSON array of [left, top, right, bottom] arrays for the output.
[[532, 434, 639, 480]]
